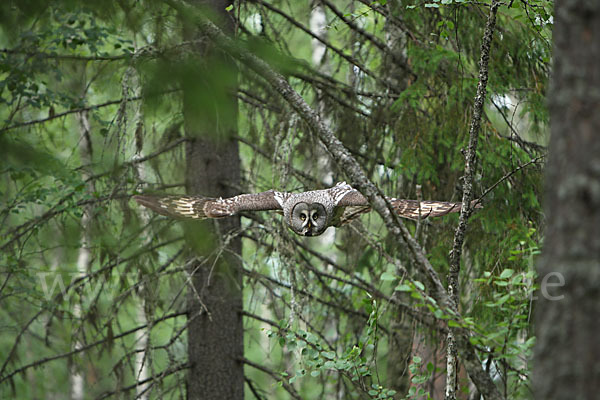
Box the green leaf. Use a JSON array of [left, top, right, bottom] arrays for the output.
[[410, 291, 423, 299], [500, 269, 514, 279], [380, 271, 396, 281], [395, 283, 411, 292], [496, 294, 511, 305]]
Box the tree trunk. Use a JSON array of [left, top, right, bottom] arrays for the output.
[[129, 65, 151, 400], [71, 110, 94, 400], [183, 1, 244, 399], [533, 1, 600, 399]]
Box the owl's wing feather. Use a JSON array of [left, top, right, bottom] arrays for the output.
[[391, 198, 483, 220], [333, 183, 481, 225], [391, 199, 456, 220], [134, 195, 211, 219], [331, 205, 371, 227], [133, 190, 286, 220], [328, 181, 358, 206], [336, 189, 369, 207]]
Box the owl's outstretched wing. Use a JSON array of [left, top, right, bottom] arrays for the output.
[[333, 185, 481, 225], [389, 199, 476, 220], [133, 190, 288, 220]]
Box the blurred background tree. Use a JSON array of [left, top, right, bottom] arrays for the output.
[[0, 0, 550, 398], [533, 1, 600, 399]]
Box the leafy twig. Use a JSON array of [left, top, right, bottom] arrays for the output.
[[475, 154, 546, 206]]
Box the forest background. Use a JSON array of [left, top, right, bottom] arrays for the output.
[[1, 0, 596, 399]]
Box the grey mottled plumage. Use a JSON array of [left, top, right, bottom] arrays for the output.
[[133, 182, 480, 237]]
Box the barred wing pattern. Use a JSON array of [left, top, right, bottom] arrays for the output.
[[391, 199, 463, 220], [334, 189, 479, 226], [133, 190, 285, 220], [133, 183, 481, 236]]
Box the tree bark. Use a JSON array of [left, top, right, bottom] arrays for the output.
[[183, 1, 244, 399], [129, 65, 151, 400], [71, 110, 94, 400], [533, 1, 600, 399]]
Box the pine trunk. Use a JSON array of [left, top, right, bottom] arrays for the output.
[[184, 1, 244, 399]]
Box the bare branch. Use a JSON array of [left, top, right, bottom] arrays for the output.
[[184, 7, 504, 399], [0, 312, 186, 384], [476, 154, 546, 206], [96, 362, 190, 400], [246, 0, 396, 91], [446, 2, 502, 399], [321, 0, 413, 76], [1, 96, 140, 134], [0, 48, 130, 61], [241, 357, 302, 400]]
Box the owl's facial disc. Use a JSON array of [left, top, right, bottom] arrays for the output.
[[292, 202, 327, 236]]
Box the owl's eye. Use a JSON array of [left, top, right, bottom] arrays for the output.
[[300, 214, 306, 221], [312, 213, 319, 221]]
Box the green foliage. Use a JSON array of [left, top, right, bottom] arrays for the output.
[[0, 0, 550, 398], [404, 356, 433, 400], [263, 296, 401, 399]]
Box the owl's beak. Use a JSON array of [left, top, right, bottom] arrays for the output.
[[302, 221, 312, 236]]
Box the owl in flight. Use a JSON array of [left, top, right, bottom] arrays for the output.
[[134, 182, 478, 237]]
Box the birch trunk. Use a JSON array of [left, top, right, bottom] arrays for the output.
[[71, 110, 95, 400]]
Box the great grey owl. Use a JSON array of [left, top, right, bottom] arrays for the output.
[[134, 182, 479, 237]]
